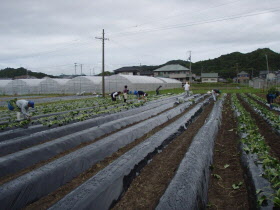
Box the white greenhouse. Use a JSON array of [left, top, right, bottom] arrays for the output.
[[19, 79, 47, 95], [64, 76, 102, 94], [52, 79, 70, 94], [0, 75, 182, 95], [156, 77, 183, 89], [105, 75, 181, 93], [0, 80, 29, 95]]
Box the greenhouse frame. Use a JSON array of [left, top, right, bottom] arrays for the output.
[[0, 75, 182, 95], [64, 76, 103, 94]]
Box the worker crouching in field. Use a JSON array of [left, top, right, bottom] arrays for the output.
[[266, 88, 280, 109], [136, 90, 148, 102], [156, 85, 162, 95], [111, 91, 121, 102], [8, 99, 35, 121], [16, 100, 34, 121], [211, 89, 221, 101]]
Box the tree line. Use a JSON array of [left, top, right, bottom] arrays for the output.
[[1, 48, 279, 79]]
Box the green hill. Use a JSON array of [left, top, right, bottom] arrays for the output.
[[1, 48, 279, 79], [0, 67, 54, 79], [192, 48, 280, 78], [136, 48, 280, 78]]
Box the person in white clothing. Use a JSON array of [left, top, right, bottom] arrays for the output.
[[111, 91, 121, 101], [184, 82, 190, 96], [15, 99, 34, 120]]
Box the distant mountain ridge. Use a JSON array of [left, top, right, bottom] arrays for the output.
[[0, 67, 54, 79], [1, 48, 279, 79]]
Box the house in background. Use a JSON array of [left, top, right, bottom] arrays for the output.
[[237, 71, 249, 83], [259, 70, 269, 79], [114, 67, 141, 75], [153, 64, 190, 83], [113, 67, 154, 76], [201, 73, 218, 83]]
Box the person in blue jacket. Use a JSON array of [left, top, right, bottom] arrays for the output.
[[266, 93, 276, 109], [136, 90, 148, 101]]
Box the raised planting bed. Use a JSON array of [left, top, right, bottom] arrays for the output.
[[232, 94, 279, 209], [48, 97, 212, 210], [156, 95, 225, 209], [0, 94, 193, 156], [0, 99, 179, 176], [0, 95, 208, 209]]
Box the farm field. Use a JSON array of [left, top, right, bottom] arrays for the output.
[[0, 88, 279, 209]]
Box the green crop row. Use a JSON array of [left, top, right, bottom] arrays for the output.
[[232, 94, 280, 207], [242, 94, 280, 130]]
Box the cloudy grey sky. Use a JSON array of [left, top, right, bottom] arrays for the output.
[[0, 0, 279, 76]]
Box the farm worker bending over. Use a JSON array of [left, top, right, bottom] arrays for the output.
[[16, 99, 34, 120], [266, 93, 276, 109], [111, 91, 121, 102], [156, 85, 162, 95], [123, 85, 129, 103], [137, 90, 148, 102], [211, 89, 221, 101], [184, 82, 190, 96]]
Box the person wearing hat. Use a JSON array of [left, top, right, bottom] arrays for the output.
[[16, 99, 34, 120]]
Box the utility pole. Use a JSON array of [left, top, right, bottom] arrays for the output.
[[188, 51, 192, 84], [265, 54, 269, 89], [265, 54, 269, 74], [96, 29, 109, 97], [236, 63, 239, 83], [80, 64, 83, 75], [74, 63, 77, 75]]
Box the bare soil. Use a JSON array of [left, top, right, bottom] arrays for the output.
[[207, 94, 250, 210]]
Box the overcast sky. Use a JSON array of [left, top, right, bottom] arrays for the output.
[[0, 0, 279, 76]]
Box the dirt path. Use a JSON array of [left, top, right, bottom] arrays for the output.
[[238, 94, 280, 161], [112, 101, 214, 209], [25, 99, 206, 209], [207, 94, 250, 210]]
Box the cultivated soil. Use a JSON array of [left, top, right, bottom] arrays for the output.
[[207, 94, 250, 210], [3, 93, 278, 209], [238, 94, 280, 161], [25, 98, 208, 209], [113, 100, 214, 209]]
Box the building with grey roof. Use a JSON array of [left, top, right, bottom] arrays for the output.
[[153, 64, 190, 83], [201, 73, 218, 83]]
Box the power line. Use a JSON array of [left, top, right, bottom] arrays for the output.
[[111, 7, 280, 38], [109, 0, 243, 37]]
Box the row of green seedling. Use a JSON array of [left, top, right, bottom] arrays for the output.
[[232, 94, 280, 207], [242, 93, 280, 131], [248, 93, 280, 109]]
